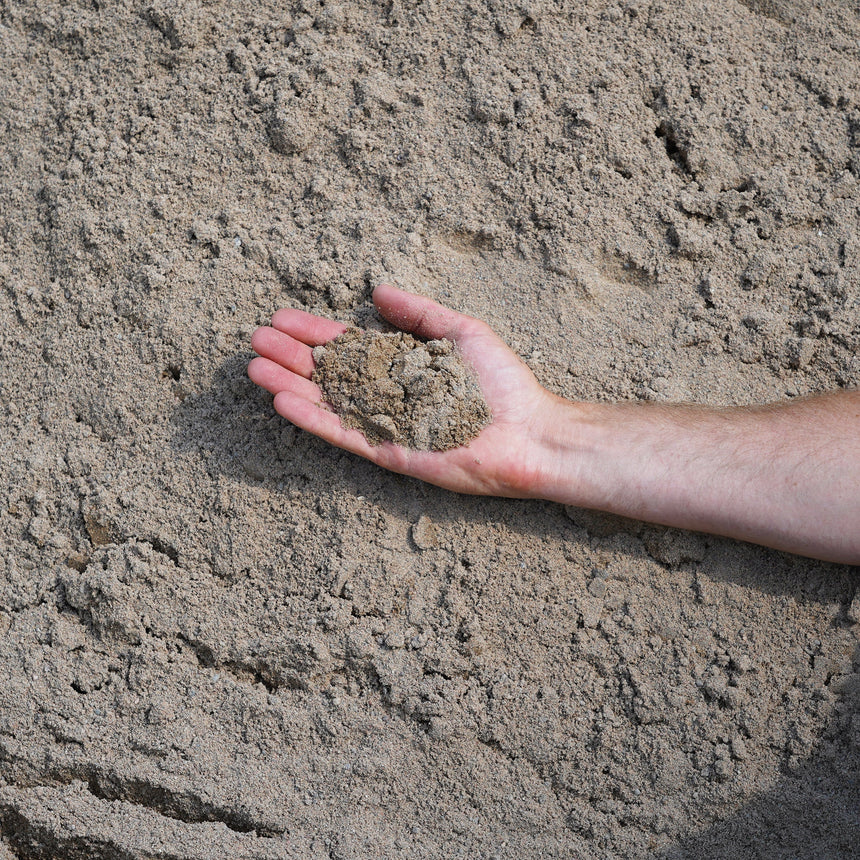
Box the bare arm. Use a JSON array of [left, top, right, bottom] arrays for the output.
[[249, 285, 860, 565], [534, 394, 860, 565]]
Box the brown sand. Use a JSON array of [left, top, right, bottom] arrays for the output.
[[1, 1, 859, 858], [312, 328, 491, 450]]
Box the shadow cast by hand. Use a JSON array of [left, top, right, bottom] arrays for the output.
[[169, 353, 368, 491]]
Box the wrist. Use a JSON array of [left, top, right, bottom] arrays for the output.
[[525, 396, 660, 516], [520, 394, 607, 508]]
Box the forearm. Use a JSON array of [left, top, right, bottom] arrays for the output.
[[532, 392, 860, 564]]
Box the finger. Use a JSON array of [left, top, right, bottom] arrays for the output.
[[372, 283, 486, 341], [272, 390, 381, 460], [250, 327, 315, 377], [271, 308, 348, 346], [248, 356, 321, 401]]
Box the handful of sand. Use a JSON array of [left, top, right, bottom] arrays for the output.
[[312, 328, 492, 451]]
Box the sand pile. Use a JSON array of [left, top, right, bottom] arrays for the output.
[[312, 328, 491, 450]]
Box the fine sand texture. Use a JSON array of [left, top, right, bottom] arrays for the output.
[[1, 1, 859, 857]]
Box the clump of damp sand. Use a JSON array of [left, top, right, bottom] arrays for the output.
[[312, 328, 492, 451]]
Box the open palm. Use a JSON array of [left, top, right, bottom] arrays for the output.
[[248, 284, 558, 498]]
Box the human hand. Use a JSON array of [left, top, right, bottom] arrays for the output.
[[248, 284, 566, 498]]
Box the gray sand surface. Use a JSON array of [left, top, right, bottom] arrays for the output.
[[1, 0, 859, 857]]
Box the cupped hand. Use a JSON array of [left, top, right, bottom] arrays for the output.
[[248, 284, 561, 498]]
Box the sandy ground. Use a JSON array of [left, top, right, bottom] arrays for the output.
[[1, 0, 859, 857]]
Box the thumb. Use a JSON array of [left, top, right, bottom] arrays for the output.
[[372, 284, 485, 341]]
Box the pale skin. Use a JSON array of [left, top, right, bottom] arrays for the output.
[[249, 284, 860, 565]]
